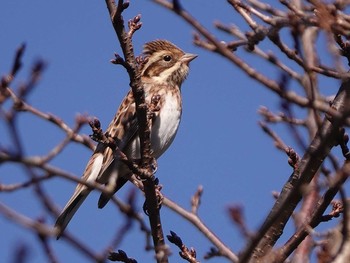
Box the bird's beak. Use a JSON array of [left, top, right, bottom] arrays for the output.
[[181, 53, 198, 65]]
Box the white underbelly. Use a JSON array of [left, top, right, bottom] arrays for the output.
[[151, 95, 181, 158], [127, 93, 181, 160]]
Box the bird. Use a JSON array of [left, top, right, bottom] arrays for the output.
[[54, 39, 197, 238]]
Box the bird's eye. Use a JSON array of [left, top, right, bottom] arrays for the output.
[[163, 55, 172, 62]]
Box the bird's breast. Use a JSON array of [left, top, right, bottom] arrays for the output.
[[150, 91, 182, 158], [125, 89, 182, 160]]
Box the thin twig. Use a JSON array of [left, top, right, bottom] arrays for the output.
[[163, 197, 239, 262]]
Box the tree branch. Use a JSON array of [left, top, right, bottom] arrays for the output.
[[240, 79, 350, 262], [104, 1, 167, 261]]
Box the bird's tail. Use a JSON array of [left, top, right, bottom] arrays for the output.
[[55, 152, 106, 238], [54, 187, 90, 239], [98, 176, 128, 208]]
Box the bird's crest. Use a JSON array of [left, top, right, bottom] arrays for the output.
[[143, 40, 184, 57]]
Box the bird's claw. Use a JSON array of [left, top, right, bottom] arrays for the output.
[[142, 184, 163, 215]]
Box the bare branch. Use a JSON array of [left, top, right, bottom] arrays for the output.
[[191, 185, 203, 215], [240, 79, 350, 262], [104, 1, 167, 261], [167, 231, 198, 263], [163, 197, 239, 262]]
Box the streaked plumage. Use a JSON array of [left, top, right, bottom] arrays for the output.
[[55, 40, 197, 238]]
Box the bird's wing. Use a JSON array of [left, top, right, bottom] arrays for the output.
[[55, 90, 139, 236], [95, 89, 139, 183], [96, 89, 145, 208]]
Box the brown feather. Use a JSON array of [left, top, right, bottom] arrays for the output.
[[55, 39, 196, 237]]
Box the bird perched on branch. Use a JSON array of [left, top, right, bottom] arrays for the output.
[[55, 40, 197, 238]]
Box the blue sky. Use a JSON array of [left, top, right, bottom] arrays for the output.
[[0, 1, 345, 262]]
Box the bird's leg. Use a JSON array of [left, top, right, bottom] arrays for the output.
[[143, 183, 163, 216], [155, 183, 164, 207]]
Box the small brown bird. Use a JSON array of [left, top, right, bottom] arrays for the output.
[[55, 40, 197, 237]]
